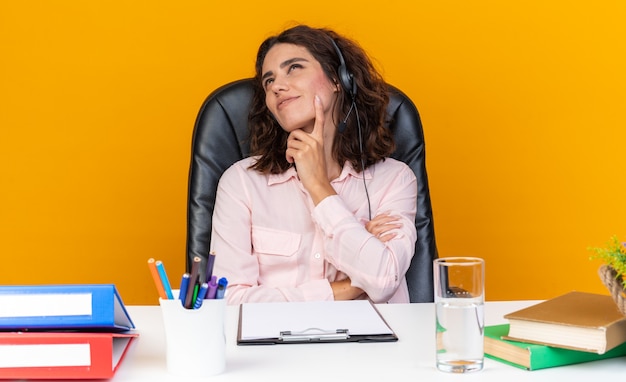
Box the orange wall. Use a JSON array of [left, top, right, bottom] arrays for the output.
[[1, 1, 625, 304]]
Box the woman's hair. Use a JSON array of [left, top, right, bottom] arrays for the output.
[[249, 25, 394, 174]]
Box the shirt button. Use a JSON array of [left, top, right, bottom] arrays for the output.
[[314, 253, 321, 259]]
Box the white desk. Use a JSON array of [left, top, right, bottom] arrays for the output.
[[108, 301, 624, 381]]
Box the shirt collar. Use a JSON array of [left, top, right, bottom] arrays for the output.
[[267, 161, 372, 186], [334, 161, 372, 183], [267, 166, 298, 186]]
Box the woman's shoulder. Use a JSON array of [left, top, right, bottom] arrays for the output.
[[219, 156, 260, 179], [370, 158, 416, 180], [375, 157, 412, 171], [233, 156, 258, 168]]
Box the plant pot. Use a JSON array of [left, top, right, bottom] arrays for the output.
[[599, 264, 626, 315]]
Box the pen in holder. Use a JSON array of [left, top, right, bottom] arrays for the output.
[[159, 290, 226, 377]]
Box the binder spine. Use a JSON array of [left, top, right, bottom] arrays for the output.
[[0, 284, 133, 331]]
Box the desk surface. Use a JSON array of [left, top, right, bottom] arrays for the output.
[[106, 301, 624, 381]]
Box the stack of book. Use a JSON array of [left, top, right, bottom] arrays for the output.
[[485, 291, 626, 371], [0, 284, 137, 379]]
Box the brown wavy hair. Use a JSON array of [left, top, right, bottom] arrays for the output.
[[249, 25, 394, 174]]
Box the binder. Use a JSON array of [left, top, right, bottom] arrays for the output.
[[237, 300, 398, 345], [0, 284, 134, 332], [0, 331, 137, 379]]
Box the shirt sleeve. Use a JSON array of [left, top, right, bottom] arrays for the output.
[[210, 162, 334, 305], [311, 164, 418, 303]]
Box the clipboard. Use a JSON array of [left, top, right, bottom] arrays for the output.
[[236, 300, 398, 345]]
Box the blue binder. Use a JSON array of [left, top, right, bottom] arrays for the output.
[[0, 284, 135, 332]]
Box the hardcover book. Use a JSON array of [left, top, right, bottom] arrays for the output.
[[503, 291, 626, 354], [485, 324, 626, 370]]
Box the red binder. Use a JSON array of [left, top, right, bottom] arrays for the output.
[[0, 332, 137, 379]]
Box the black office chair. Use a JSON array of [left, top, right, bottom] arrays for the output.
[[185, 78, 438, 302]]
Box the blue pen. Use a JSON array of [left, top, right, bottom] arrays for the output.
[[215, 277, 228, 299], [193, 282, 209, 309], [155, 260, 174, 299], [178, 273, 190, 305]]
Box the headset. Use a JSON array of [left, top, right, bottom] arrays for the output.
[[330, 38, 357, 134], [330, 39, 357, 100], [330, 37, 372, 220]]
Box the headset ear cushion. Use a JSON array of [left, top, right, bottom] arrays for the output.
[[338, 66, 355, 99], [338, 66, 349, 92]]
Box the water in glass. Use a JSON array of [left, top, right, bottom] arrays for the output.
[[435, 296, 484, 373]]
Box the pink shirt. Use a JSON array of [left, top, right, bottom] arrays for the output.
[[210, 156, 417, 304]]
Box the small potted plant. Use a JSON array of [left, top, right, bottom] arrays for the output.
[[589, 236, 626, 315]]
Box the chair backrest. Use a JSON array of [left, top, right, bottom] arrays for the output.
[[185, 78, 438, 302]]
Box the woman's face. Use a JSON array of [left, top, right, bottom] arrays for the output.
[[261, 43, 338, 133]]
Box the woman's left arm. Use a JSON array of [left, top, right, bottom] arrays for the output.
[[312, 163, 417, 303]]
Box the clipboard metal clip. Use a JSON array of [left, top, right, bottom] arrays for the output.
[[279, 328, 349, 342]]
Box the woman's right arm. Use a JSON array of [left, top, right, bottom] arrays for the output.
[[210, 162, 334, 304]]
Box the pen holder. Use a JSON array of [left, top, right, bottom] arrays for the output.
[[159, 293, 226, 377]]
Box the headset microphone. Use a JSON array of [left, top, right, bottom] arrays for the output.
[[337, 101, 355, 133]]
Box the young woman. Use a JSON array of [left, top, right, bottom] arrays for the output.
[[211, 25, 417, 304]]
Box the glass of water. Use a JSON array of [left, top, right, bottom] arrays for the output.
[[433, 257, 485, 373]]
